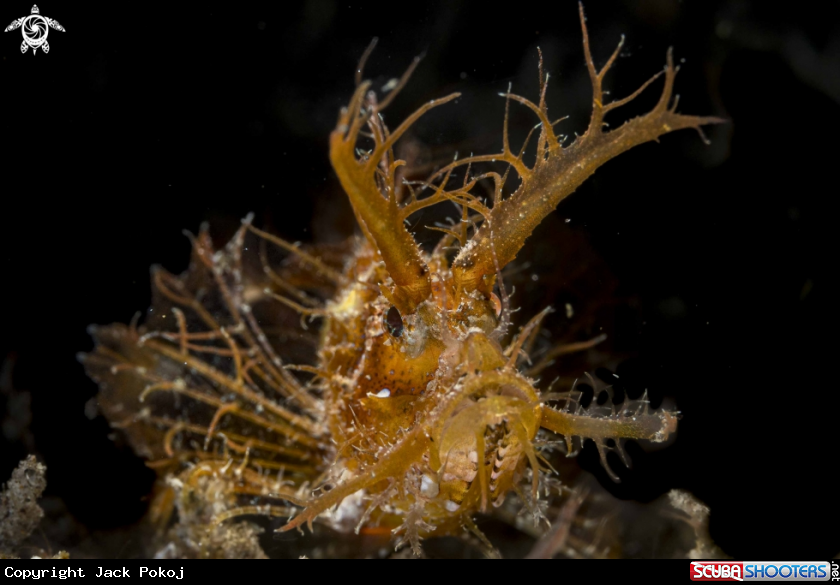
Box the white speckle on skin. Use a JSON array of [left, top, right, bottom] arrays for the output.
[[325, 489, 365, 531], [420, 474, 439, 498]]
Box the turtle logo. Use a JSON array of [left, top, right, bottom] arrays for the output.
[[5, 5, 64, 55]]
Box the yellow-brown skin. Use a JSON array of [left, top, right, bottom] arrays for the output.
[[316, 241, 523, 526], [81, 4, 719, 554]]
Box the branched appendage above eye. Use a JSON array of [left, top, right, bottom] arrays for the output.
[[331, 5, 723, 309], [329, 63, 462, 314], [448, 2, 725, 299]]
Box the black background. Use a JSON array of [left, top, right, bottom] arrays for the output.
[[1, 0, 838, 559]]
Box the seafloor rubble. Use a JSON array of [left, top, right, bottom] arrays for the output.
[[1, 455, 722, 559]]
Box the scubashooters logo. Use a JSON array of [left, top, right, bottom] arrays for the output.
[[4, 5, 64, 54], [691, 561, 834, 582]]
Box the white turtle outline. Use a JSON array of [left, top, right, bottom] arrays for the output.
[[4, 5, 64, 55]]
